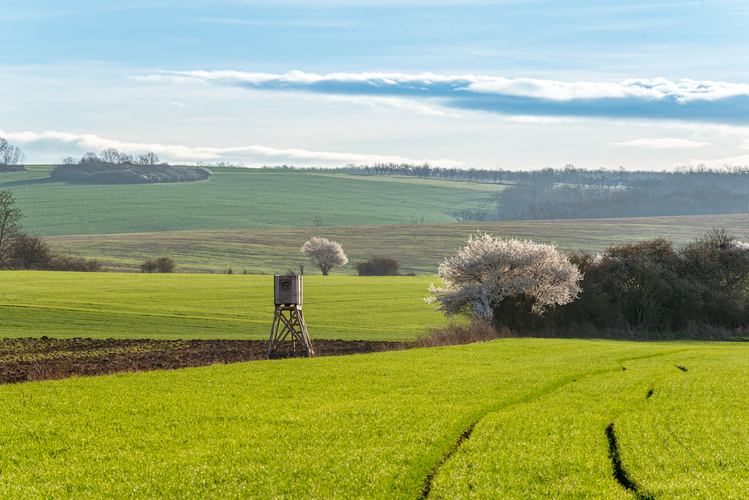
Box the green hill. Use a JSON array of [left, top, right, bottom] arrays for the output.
[[46, 214, 749, 274], [1, 166, 495, 236]]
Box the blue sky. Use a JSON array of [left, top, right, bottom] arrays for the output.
[[3, 0, 749, 169]]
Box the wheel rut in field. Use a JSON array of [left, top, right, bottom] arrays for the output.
[[418, 351, 693, 499], [606, 423, 655, 500], [417, 421, 478, 499], [606, 363, 690, 498], [416, 366, 618, 499]]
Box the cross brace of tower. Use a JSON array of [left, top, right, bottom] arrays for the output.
[[267, 305, 315, 358]]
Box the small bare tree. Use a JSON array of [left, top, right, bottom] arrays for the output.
[[300, 237, 348, 275], [0, 138, 26, 165], [137, 151, 160, 165], [100, 147, 121, 164], [0, 190, 23, 261], [80, 152, 100, 164], [7, 233, 51, 270]]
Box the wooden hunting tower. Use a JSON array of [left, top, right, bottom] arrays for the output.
[[267, 275, 315, 358]]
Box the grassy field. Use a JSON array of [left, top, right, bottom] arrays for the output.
[[0, 166, 493, 236], [46, 214, 749, 274], [0, 272, 448, 341], [1, 339, 745, 499], [615, 349, 749, 498]]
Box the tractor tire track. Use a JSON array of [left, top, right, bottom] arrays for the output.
[[416, 351, 694, 499]]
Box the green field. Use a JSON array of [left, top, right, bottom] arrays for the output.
[[0, 166, 492, 236], [7, 165, 749, 274], [46, 214, 749, 274], [1, 339, 746, 499], [0, 272, 448, 341], [3, 167, 749, 498]]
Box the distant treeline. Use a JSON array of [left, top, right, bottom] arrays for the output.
[[51, 163, 212, 184], [495, 165, 749, 220], [265, 162, 504, 181], [54, 148, 212, 184], [265, 162, 749, 220]]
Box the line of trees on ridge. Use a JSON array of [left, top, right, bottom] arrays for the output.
[[265, 162, 749, 220], [52, 148, 212, 184]]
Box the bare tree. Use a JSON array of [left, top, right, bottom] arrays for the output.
[[300, 236, 348, 275], [7, 233, 51, 270], [138, 151, 160, 165], [0, 138, 26, 165], [100, 147, 121, 164], [80, 152, 99, 164], [61, 156, 78, 165], [0, 190, 23, 261]]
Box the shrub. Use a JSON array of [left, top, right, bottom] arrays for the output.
[[551, 229, 749, 332], [411, 321, 509, 348], [355, 256, 400, 276], [140, 260, 157, 273], [1, 233, 102, 272], [140, 257, 176, 273], [7, 233, 52, 270], [48, 254, 102, 272]]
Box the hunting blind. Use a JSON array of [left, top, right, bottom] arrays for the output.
[[267, 275, 315, 358]]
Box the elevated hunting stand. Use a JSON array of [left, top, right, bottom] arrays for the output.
[[267, 275, 315, 358]]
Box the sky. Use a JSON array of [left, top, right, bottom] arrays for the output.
[[2, 0, 749, 170]]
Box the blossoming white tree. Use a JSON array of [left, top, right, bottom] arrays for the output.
[[300, 236, 349, 275], [426, 232, 582, 327]]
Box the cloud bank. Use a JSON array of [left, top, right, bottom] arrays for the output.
[[0, 130, 462, 167], [611, 138, 710, 150], [132, 70, 749, 124]]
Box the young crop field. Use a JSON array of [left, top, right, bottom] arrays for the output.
[[46, 214, 749, 274], [0, 166, 490, 236], [0, 272, 449, 341], [1, 339, 746, 499]]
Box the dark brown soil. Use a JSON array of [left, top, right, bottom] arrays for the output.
[[0, 337, 403, 385]]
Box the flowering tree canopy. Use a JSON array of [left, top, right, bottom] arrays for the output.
[[300, 236, 348, 275], [426, 232, 582, 324]]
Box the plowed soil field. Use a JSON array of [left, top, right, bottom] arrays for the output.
[[0, 338, 401, 385]]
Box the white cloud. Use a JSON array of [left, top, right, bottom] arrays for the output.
[[137, 70, 749, 104], [503, 115, 574, 124], [611, 138, 710, 149], [128, 70, 749, 124], [690, 154, 749, 170], [467, 77, 749, 103], [0, 129, 464, 167]]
